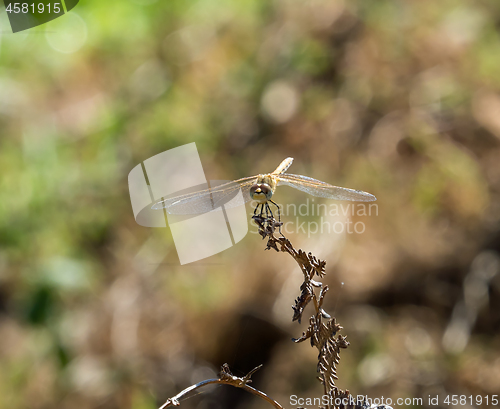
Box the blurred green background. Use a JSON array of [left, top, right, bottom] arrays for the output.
[[1, 0, 500, 408]]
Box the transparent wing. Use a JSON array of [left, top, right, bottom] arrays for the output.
[[151, 176, 257, 214], [277, 174, 376, 202]]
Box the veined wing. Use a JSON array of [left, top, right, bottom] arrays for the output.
[[151, 176, 257, 214], [277, 174, 376, 202]]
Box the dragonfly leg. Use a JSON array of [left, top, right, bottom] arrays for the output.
[[254, 204, 264, 218], [265, 203, 272, 219], [253, 204, 259, 216], [269, 200, 283, 235]]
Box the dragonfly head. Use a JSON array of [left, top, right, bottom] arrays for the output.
[[250, 183, 273, 204]]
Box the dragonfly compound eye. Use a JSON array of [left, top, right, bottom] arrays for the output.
[[250, 184, 273, 203]]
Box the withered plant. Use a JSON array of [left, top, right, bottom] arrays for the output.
[[159, 215, 392, 409]]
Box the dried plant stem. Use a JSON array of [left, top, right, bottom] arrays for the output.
[[158, 379, 220, 409], [253, 216, 349, 409], [160, 215, 389, 409], [158, 364, 284, 409]]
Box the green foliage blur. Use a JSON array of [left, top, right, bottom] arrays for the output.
[[1, 0, 500, 408]]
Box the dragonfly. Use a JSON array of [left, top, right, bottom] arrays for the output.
[[152, 158, 376, 219]]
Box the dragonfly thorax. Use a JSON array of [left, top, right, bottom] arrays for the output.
[[250, 183, 273, 204]]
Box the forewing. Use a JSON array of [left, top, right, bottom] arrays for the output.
[[277, 174, 376, 202], [151, 176, 257, 214]]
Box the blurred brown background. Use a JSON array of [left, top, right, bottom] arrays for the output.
[[1, 0, 500, 408]]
